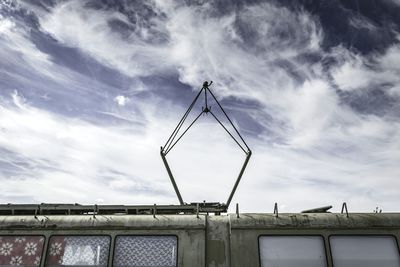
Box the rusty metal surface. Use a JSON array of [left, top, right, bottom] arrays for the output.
[[229, 213, 400, 229], [206, 216, 231, 267], [2, 213, 400, 230], [0, 203, 228, 215], [1, 213, 400, 267], [0, 214, 206, 230]]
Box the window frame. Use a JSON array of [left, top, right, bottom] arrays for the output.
[[44, 234, 112, 267], [112, 234, 179, 267], [0, 234, 46, 267], [328, 234, 400, 267], [257, 234, 329, 267]]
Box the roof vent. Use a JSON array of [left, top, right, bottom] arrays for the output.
[[301, 205, 332, 213]]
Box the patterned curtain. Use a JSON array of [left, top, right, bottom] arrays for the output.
[[114, 236, 177, 267], [0, 236, 44, 266], [46, 236, 110, 266]]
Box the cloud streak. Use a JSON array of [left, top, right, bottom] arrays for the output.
[[0, 0, 399, 212]]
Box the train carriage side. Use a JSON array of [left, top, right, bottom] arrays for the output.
[[0, 215, 206, 267], [1, 213, 400, 267], [230, 213, 400, 267]]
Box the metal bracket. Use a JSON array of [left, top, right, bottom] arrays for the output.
[[93, 204, 97, 218], [341, 202, 349, 217], [34, 205, 40, 219], [161, 81, 251, 209], [274, 203, 278, 217]]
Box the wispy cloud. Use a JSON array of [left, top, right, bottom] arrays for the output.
[[0, 0, 399, 212], [0, 92, 174, 203]]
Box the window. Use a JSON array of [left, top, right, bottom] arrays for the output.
[[330, 236, 400, 267], [114, 236, 177, 267], [259, 236, 327, 267], [0, 235, 45, 266], [46, 236, 110, 266]]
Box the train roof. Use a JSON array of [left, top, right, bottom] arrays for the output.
[[1, 213, 400, 230], [1, 203, 399, 230]]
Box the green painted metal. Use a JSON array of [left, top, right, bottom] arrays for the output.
[[1, 213, 400, 267]]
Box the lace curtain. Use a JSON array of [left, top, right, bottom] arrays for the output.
[[114, 236, 177, 267], [2, 235, 176, 267], [0, 236, 44, 266], [46, 236, 110, 266]]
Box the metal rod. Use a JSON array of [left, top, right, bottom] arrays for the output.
[[236, 203, 240, 218], [207, 88, 251, 151], [164, 86, 203, 149], [163, 87, 204, 152], [226, 151, 252, 208], [209, 110, 247, 154], [164, 108, 193, 153], [205, 88, 208, 109], [165, 110, 204, 155], [160, 149, 184, 205]]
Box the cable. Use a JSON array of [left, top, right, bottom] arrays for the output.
[[207, 88, 251, 152], [209, 110, 247, 154], [165, 110, 204, 155], [163, 86, 204, 153]]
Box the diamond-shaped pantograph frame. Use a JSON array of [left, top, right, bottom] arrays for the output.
[[160, 81, 252, 209]]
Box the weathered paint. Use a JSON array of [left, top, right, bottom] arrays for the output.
[[229, 213, 400, 229], [1, 213, 400, 267], [206, 215, 230, 267], [0, 215, 206, 267], [230, 213, 400, 267], [0, 214, 206, 230]]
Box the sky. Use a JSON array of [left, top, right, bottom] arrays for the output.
[[0, 0, 399, 213]]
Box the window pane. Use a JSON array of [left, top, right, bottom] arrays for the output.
[[114, 236, 177, 267], [0, 235, 45, 266], [259, 236, 327, 267], [330, 236, 400, 267], [46, 236, 110, 267]]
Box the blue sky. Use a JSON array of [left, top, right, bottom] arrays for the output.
[[0, 0, 399, 212]]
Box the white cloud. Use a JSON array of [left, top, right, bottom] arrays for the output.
[[280, 79, 341, 148], [0, 93, 173, 204], [35, 0, 321, 98], [0, 91, 260, 205], [0, 13, 53, 76], [331, 40, 400, 95], [1, 0, 399, 212], [331, 52, 376, 91], [11, 90, 27, 109], [349, 15, 378, 31], [0, 8, 100, 93], [1, 87, 399, 211], [38, 0, 172, 77], [114, 95, 129, 106]]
